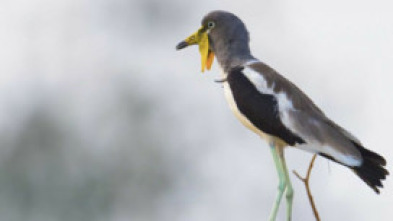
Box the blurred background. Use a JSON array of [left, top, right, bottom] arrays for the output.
[[0, 0, 392, 220]]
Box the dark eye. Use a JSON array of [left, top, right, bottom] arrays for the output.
[[207, 21, 215, 29]]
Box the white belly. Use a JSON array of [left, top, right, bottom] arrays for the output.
[[222, 77, 274, 143]]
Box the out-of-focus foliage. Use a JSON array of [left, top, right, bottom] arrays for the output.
[[0, 74, 180, 221]]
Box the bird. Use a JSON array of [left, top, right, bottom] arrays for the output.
[[176, 10, 388, 221]]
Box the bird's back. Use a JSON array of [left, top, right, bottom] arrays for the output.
[[229, 60, 388, 192]]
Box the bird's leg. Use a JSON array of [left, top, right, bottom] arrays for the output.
[[268, 142, 287, 221], [278, 149, 294, 221]]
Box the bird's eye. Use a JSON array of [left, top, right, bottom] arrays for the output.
[[207, 21, 215, 29]]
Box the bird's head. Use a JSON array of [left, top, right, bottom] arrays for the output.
[[176, 11, 252, 72]]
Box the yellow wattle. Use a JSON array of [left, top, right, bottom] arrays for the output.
[[183, 27, 214, 73], [198, 32, 210, 72], [206, 50, 215, 71]]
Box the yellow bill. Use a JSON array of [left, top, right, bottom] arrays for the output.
[[176, 27, 215, 72]]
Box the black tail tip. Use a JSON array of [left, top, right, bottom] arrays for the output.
[[352, 145, 389, 194], [353, 163, 388, 194]]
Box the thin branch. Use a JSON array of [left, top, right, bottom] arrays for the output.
[[293, 154, 321, 221]]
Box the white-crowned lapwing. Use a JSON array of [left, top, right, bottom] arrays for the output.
[[176, 10, 388, 221]]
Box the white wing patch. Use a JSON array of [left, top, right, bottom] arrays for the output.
[[294, 143, 362, 166], [241, 66, 295, 124]]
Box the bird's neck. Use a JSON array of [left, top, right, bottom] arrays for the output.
[[213, 40, 254, 72]]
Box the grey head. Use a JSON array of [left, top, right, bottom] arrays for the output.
[[202, 11, 255, 71]]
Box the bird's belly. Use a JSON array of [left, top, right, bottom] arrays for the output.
[[223, 81, 274, 143]]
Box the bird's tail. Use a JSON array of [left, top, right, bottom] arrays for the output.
[[351, 142, 389, 194]]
